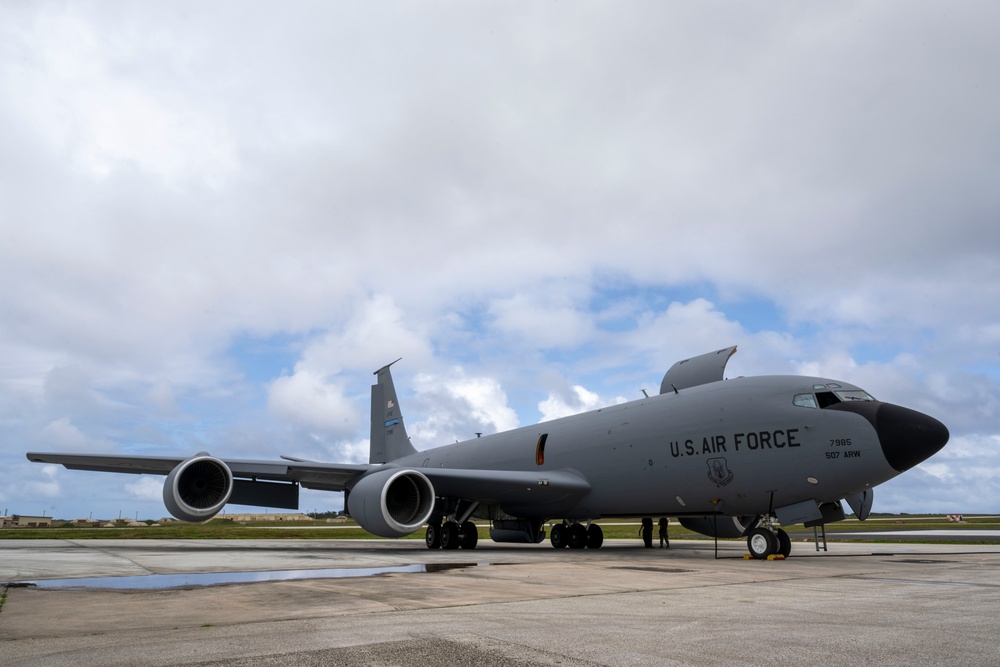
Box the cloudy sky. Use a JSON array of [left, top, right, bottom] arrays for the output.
[[2, 2, 998, 521]]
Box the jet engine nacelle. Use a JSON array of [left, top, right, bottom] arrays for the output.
[[162, 454, 234, 522], [347, 468, 435, 538], [679, 515, 752, 539]]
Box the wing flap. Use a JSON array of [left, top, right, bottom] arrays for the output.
[[284, 461, 374, 491]]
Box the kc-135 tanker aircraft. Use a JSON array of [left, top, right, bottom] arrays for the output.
[[28, 346, 950, 559]]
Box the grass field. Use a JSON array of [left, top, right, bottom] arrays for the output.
[[2, 515, 998, 542]]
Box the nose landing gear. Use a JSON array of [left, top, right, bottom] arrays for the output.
[[746, 519, 792, 560]]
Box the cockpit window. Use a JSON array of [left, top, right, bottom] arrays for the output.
[[816, 391, 841, 408], [793, 393, 818, 408], [834, 390, 876, 402], [794, 388, 876, 409]]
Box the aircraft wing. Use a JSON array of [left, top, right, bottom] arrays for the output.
[[26, 452, 373, 492], [25, 452, 590, 508]]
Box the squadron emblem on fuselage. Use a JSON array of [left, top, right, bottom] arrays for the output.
[[707, 457, 734, 487]]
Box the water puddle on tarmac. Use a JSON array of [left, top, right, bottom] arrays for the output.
[[13, 562, 490, 590]]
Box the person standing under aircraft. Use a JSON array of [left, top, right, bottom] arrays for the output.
[[641, 517, 654, 548], [659, 517, 670, 548]]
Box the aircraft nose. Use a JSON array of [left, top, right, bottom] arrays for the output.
[[873, 403, 950, 473]]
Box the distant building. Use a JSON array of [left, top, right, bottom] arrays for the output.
[[219, 512, 313, 522], [1, 515, 53, 528], [112, 518, 145, 527]]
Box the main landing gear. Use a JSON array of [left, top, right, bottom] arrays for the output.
[[550, 522, 603, 549], [425, 520, 478, 550], [746, 524, 792, 560]]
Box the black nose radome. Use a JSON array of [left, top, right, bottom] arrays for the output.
[[873, 403, 950, 472], [828, 401, 950, 472]]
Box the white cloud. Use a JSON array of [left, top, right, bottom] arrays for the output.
[[264, 294, 433, 439], [267, 368, 360, 436], [296, 294, 433, 374], [146, 380, 180, 416], [23, 465, 61, 499], [620, 299, 753, 376], [124, 476, 163, 502], [488, 290, 595, 349], [539, 385, 625, 422], [37, 418, 115, 453], [4, 6, 237, 185], [878, 433, 1000, 513], [39, 418, 90, 450], [1, 3, 998, 517], [337, 439, 371, 466], [409, 370, 519, 447]]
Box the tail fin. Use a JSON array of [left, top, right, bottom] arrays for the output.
[[370, 359, 417, 463]]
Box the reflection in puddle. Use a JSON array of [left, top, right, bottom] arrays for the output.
[[18, 562, 490, 590]]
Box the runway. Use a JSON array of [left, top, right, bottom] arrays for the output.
[[837, 529, 1000, 538], [2, 538, 999, 666]]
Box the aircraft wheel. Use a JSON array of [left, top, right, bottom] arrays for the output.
[[586, 524, 604, 549], [776, 528, 792, 558], [425, 522, 442, 549], [440, 521, 461, 550], [460, 521, 479, 549], [550, 523, 568, 548], [568, 523, 588, 549], [747, 528, 777, 560]]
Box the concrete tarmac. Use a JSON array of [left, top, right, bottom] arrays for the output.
[[2, 538, 999, 666]]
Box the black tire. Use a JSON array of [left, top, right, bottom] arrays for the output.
[[568, 523, 588, 549], [440, 521, 460, 550], [586, 524, 604, 549], [550, 523, 568, 548], [776, 528, 792, 558], [425, 522, 442, 549], [460, 521, 479, 549], [747, 528, 777, 560]]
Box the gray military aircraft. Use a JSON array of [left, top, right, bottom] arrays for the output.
[[27, 346, 949, 559]]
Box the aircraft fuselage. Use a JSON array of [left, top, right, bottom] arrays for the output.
[[388, 374, 933, 520]]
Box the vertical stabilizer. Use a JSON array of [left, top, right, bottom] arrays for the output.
[[370, 360, 417, 463]]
